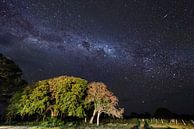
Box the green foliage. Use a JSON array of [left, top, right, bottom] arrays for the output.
[[49, 76, 87, 118], [40, 118, 64, 127], [144, 121, 153, 129], [7, 76, 88, 120], [131, 120, 141, 129], [6, 81, 50, 120]]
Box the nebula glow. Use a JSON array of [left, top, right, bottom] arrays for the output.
[[0, 0, 194, 115]]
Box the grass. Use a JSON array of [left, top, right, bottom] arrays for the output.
[[1, 118, 194, 129]]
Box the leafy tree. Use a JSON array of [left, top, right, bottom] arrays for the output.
[[6, 76, 88, 120], [0, 53, 26, 114], [85, 82, 124, 126], [47, 76, 88, 118]]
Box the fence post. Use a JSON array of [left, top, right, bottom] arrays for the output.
[[181, 119, 186, 126], [191, 120, 194, 125], [161, 118, 163, 124]]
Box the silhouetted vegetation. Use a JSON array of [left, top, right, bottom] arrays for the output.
[[154, 108, 176, 119], [0, 53, 27, 119], [0, 54, 26, 101], [0, 53, 194, 129]]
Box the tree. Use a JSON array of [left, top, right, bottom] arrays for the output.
[[6, 76, 88, 120], [47, 76, 88, 118], [154, 107, 176, 119], [85, 82, 124, 126], [0, 53, 26, 115]]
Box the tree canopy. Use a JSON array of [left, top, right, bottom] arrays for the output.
[[86, 82, 124, 125], [6, 76, 88, 120], [6, 75, 124, 126]]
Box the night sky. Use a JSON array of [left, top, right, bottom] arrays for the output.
[[0, 0, 194, 115]]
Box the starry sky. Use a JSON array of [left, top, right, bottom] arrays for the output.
[[0, 0, 194, 115]]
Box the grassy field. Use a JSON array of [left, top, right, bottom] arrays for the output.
[[1, 118, 194, 129]]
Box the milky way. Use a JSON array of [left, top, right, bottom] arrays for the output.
[[0, 0, 194, 115]]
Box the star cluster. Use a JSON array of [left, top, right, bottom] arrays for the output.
[[0, 0, 194, 115]]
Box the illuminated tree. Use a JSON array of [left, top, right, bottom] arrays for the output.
[[85, 82, 124, 126], [47, 76, 87, 118], [6, 76, 88, 120]]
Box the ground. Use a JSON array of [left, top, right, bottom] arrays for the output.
[[0, 118, 194, 129]]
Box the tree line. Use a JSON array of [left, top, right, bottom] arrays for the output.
[[0, 53, 124, 126], [6, 76, 124, 126]]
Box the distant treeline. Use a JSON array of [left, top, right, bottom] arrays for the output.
[[128, 107, 194, 120], [0, 53, 193, 126]]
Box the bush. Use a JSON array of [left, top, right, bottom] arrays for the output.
[[132, 120, 141, 129], [40, 118, 64, 127], [144, 121, 153, 129]]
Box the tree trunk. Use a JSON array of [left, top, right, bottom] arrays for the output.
[[84, 117, 87, 123], [36, 115, 40, 122], [51, 110, 58, 118], [96, 111, 101, 126], [90, 110, 96, 124]]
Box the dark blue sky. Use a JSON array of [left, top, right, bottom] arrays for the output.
[[0, 0, 194, 115]]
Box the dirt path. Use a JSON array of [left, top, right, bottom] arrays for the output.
[[0, 126, 33, 129]]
